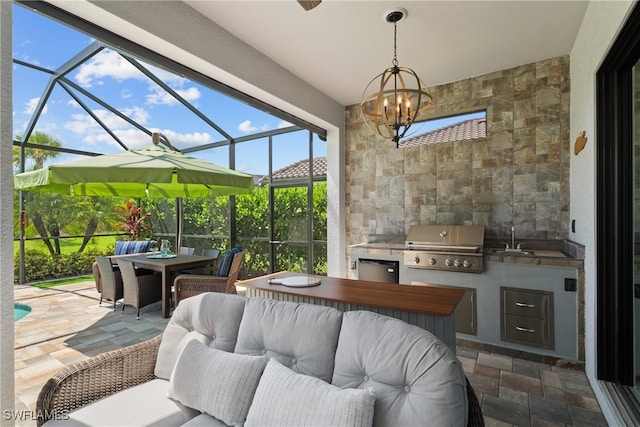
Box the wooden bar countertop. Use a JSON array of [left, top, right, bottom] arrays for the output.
[[239, 271, 464, 317]]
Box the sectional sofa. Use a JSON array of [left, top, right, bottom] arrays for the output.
[[37, 292, 483, 426]]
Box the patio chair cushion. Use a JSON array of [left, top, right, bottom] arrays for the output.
[[154, 292, 247, 380], [216, 246, 243, 277], [114, 240, 155, 255], [42, 379, 200, 427], [234, 297, 343, 383], [331, 311, 468, 427], [168, 340, 268, 426], [245, 358, 376, 427]]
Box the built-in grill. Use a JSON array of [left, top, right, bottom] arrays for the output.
[[403, 225, 485, 273]]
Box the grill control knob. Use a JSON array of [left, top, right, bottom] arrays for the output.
[[445, 259, 453, 267], [428, 258, 436, 265], [414, 256, 420, 264], [462, 260, 472, 268], [453, 259, 461, 268]]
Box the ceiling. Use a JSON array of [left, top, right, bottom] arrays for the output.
[[185, 1, 589, 107]]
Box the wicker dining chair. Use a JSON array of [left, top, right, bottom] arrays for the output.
[[94, 256, 123, 310], [179, 246, 195, 255], [173, 249, 246, 306], [116, 259, 163, 319]]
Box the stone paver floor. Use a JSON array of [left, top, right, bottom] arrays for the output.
[[14, 281, 169, 426], [13, 281, 607, 426]]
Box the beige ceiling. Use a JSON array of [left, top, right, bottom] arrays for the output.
[[184, 1, 589, 107]]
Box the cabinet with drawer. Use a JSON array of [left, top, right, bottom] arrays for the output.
[[411, 281, 476, 335], [501, 287, 554, 350]]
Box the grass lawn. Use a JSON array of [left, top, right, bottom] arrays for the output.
[[33, 275, 94, 289], [14, 235, 118, 255]]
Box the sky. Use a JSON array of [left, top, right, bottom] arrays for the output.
[[12, 3, 324, 176], [12, 3, 482, 177]]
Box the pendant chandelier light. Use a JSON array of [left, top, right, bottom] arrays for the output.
[[360, 8, 434, 147]]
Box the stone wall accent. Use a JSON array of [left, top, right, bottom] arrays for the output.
[[345, 55, 570, 244]]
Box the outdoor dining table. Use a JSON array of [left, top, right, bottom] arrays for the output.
[[125, 254, 218, 318]]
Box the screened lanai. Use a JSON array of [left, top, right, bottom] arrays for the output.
[[12, 1, 328, 283]]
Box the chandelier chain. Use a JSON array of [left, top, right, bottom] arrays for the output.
[[392, 21, 398, 67]]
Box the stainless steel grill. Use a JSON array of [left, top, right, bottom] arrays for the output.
[[403, 225, 485, 273]]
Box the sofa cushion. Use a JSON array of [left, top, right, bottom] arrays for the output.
[[168, 340, 268, 426], [216, 246, 243, 277], [114, 240, 155, 255], [331, 311, 468, 427], [234, 297, 343, 383], [245, 358, 375, 427], [42, 379, 199, 427], [154, 292, 247, 380]]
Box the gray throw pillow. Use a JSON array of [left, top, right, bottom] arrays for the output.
[[167, 340, 267, 426], [245, 358, 376, 427]]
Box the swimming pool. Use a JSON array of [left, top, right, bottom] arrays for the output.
[[14, 304, 31, 321]]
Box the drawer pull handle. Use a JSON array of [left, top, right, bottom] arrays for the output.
[[515, 326, 536, 333], [515, 302, 535, 308]]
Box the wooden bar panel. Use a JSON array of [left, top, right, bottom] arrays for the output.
[[240, 272, 463, 352]]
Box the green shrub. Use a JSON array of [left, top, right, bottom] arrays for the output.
[[16, 248, 110, 283]]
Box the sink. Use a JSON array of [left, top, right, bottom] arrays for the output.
[[486, 248, 570, 258], [491, 249, 536, 256]]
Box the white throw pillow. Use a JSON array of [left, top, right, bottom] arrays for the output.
[[167, 340, 268, 426], [245, 358, 376, 427]]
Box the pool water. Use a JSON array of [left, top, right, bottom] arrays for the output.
[[14, 304, 31, 321]]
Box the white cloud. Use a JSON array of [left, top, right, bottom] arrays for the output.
[[277, 120, 293, 129], [176, 87, 201, 102], [64, 113, 101, 135], [82, 128, 149, 148], [239, 120, 258, 133], [74, 50, 141, 87], [119, 107, 150, 126], [24, 97, 47, 115], [64, 107, 150, 146], [144, 62, 189, 87], [146, 85, 201, 106], [151, 130, 213, 147]]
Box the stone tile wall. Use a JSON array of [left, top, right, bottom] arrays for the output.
[[345, 55, 570, 244]]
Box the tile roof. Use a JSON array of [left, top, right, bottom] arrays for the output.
[[256, 118, 485, 185], [399, 118, 487, 148], [258, 157, 327, 185]]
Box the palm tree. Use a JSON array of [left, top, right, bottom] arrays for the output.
[[77, 197, 120, 253], [14, 131, 62, 171], [15, 132, 65, 256]]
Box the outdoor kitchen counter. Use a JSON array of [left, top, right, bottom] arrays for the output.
[[348, 240, 585, 360], [349, 241, 584, 269], [240, 271, 464, 351]]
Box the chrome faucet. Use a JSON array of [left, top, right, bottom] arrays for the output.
[[511, 226, 515, 249], [505, 226, 522, 251]]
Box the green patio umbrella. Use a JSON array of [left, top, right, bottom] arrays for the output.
[[14, 137, 254, 247], [14, 143, 254, 198]]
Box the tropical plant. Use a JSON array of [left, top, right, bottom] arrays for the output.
[[114, 200, 151, 241]]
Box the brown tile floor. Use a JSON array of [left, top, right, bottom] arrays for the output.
[[458, 347, 608, 426], [14, 281, 607, 427]]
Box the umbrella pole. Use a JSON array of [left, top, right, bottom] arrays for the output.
[[176, 198, 183, 251]]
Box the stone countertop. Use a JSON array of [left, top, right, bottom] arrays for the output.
[[349, 240, 584, 269]]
